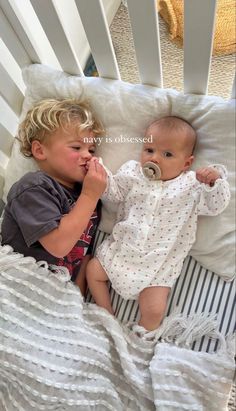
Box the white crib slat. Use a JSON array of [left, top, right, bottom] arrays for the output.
[[0, 8, 31, 68], [184, 0, 217, 95], [0, 125, 14, 157], [0, 38, 26, 96], [74, 0, 120, 79], [231, 73, 236, 99], [0, 97, 18, 134], [0, 165, 6, 199], [30, 0, 83, 75], [126, 0, 162, 87], [50, 0, 91, 70], [0, 63, 24, 116], [0, 97, 18, 146], [0, 0, 41, 65]]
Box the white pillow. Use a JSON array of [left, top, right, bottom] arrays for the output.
[[3, 64, 235, 280]]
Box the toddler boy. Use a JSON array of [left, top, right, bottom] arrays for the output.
[[2, 98, 107, 294]]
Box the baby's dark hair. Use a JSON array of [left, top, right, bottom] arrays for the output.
[[149, 116, 197, 155]]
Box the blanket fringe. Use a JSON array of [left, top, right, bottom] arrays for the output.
[[130, 311, 232, 352], [0, 245, 36, 269], [159, 312, 221, 345], [223, 333, 236, 357], [0, 245, 71, 280]]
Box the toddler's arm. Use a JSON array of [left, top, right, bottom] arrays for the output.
[[195, 165, 231, 216], [39, 160, 106, 258]]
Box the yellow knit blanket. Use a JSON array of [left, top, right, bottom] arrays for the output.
[[158, 0, 236, 56]]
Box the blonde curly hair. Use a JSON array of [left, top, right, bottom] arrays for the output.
[[18, 98, 104, 157]]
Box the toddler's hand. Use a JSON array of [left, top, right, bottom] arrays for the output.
[[82, 158, 107, 201], [87, 156, 103, 166], [196, 167, 221, 186]]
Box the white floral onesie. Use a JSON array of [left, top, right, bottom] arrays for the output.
[[96, 160, 230, 300]]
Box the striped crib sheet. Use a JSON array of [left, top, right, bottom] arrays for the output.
[[87, 229, 235, 353]]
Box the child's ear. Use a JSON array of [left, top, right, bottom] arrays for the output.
[[183, 155, 194, 171], [31, 140, 47, 160]]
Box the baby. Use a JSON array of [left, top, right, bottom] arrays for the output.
[[86, 116, 230, 331], [1, 98, 107, 295]]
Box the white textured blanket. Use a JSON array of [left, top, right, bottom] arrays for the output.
[[0, 246, 234, 411]]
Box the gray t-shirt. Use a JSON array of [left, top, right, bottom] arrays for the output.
[[1, 171, 100, 280]]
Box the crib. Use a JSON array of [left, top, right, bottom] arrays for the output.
[[0, 1, 235, 410]]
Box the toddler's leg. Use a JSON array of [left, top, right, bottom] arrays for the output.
[[86, 257, 114, 315], [74, 254, 91, 296], [138, 286, 170, 331]]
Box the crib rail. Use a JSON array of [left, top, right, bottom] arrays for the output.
[[30, 0, 83, 75], [74, 0, 120, 79], [0, 0, 235, 196], [184, 0, 217, 94], [126, 0, 162, 87], [0, 6, 32, 68]]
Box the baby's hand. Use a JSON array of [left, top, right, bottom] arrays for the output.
[[196, 167, 221, 186], [82, 158, 107, 201]]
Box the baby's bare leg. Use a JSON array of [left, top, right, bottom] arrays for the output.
[[86, 257, 114, 315], [138, 286, 170, 331]]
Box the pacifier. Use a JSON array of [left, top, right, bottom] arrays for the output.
[[142, 161, 161, 180]]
